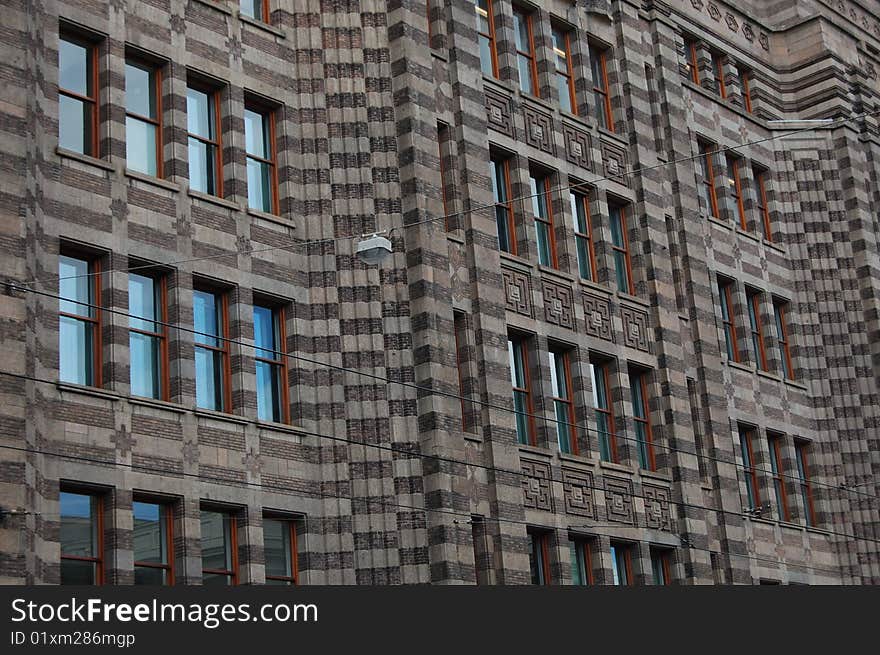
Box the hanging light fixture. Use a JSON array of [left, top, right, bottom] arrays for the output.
[[356, 232, 393, 265]]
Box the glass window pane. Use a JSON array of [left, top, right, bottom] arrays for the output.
[[247, 157, 272, 212], [188, 138, 216, 195], [240, 0, 261, 20], [264, 519, 292, 578], [59, 39, 90, 95], [59, 255, 92, 315], [535, 221, 551, 266], [517, 54, 533, 95], [60, 492, 97, 557], [59, 95, 92, 154], [130, 331, 160, 398], [125, 62, 156, 118], [593, 90, 608, 129], [576, 237, 591, 280], [195, 346, 223, 410], [129, 274, 157, 331], [244, 109, 267, 158], [202, 572, 232, 585], [125, 116, 157, 176], [59, 316, 92, 386], [514, 12, 529, 51], [186, 87, 213, 139], [479, 35, 494, 76], [528, 534, 545, 585], [201, 510, 231, 571], [61, 558, 96, 585], [134, 566, 167, 585], [133, 501, 166, 564], [614, 251, 629, 293], [610, 207, 625, 247], [256, 360, 281, 422], [570, 543, 583, 585], [555, 400, 571, 453], [253, 306, 276, 356], [193, 290, 219, 346], [557, 73, 572, 113]]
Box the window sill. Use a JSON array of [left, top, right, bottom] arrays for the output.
[[756, 369, 782, 383], [520, 94, 556, 114], [192, 0, 232, 15], [537, 265, 575, 284], [482, 76, 516, 95], [617, 292, 649, 308], [128, 395, 188, 414], [463, 431, 483, 444], [517, 443, 553, 459], [638, 469, 672, 483], [735, 227, 761, 243], [446, 232, 465, 245], [725, 359, 753, 374], [247, 207, 296, 230], [707, 214, 733, 231], [598, 459, 636, 475], [578, 278, 613, 297], [124, 169, 181, 194], [56, 382, 121, 402], [559, 451, 595, 467], [56, 147, 115, 172], [498, 251, 534, 272], [193, 407, 250, 425], [783, 378, 808, 392], [597, 126, 626, 145], [238, 12, 286, 39], [430, 50, 449, 63], [559, 110, 589, 129], [745, 515, 776, 527], [763, 239, 785, 253], [255, 419, 305, 437], [188, 188, 241, 212]]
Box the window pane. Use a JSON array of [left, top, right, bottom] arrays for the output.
[[202, 572, 232, 585], [240, 0, 262, 20], [193, 290, 220, 346], [247, 157, 273, 212], [253, 306, 276, 356], [528, 534, 545, 585], [134, 566, 167, 585], [256, 360, 281, 422], [188, 137, 217, 194], [513, 390, 530, 444], [535, 221, 552, 266], [479, 35, 494, 77], [129, 274, 157, 331], [614, 251, 629, 293], [651, 551, 667, 585], [59, 95, 92, 154], [195, 346, 223, 410], [186, 87, 213, 139], [264, 519, 292, 579], [508, 340, 525, 387], [125, 116, 157, 176], [130, 331, 160, 398], [201, 510, 231, 571], [61, 558, 96, 585], [514, 12, 529, 51], [59, 255, 92, 315], [517, 55, 533, 95], [596, 412, 612, 461], [125, 62, 156, 118], [60, 492, 97, 557], [59, 316, 92, 385], [556, 73, 572, 113], [244, 109, 267, 158], [593, 90, 608, 129], [555, 400, 571, 453], [133, 501, 166, 564], [59, 39, 90, 95], [570, 543, 584, 585]]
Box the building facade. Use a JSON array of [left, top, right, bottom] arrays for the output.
[[0, 0, 879, 585]]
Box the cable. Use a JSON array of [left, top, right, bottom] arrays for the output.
[[5, 283, 878, 507], [3, 368, 879, 549], [0, 442, 846, 577], [15, 106, 880, 290]]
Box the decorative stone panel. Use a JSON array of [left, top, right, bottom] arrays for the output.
[[621, 305, 650, 352], [485, 88, 514, 137], [541, 279, 574, 329], [644, 484, 672, 531], [523, 105, 555, 155], [562, 469, 596, 518], [563, 124, 592, 170], [502, 267, 533, 317], [600, 139, 629, 186], [521, 460, 553, 511], [583, 293, 613, 342], [604, 477, 634, 524]]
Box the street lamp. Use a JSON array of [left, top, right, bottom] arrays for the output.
[[356, 232, 393, 266]]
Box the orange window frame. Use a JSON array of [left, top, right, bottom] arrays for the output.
[[741, 69, 753, 112], [768, 436, 790, 522], [476, 0, 499, 78], [59, 255, 103, 387], [610, 204, 635, 295], [687, 39, 700, 84], [493, 156, 516, 255], [573, 540, 594, 585], [713, 52, 727, 98], [571, 191, 597, 281], [533, 174, 558, 268], [719, 278, 740, 363], [774, 300, 795, 380], [651, 548, 672, 585], [510, 335, 537, 446], [701, 142, 720, 218], [245, 103, 280, 215], [265, 519, 299, 585], [727, 155, 746, 229], [59, 33, 100, 157], [240, 0, 270, 22], [795, 441, 817, 526], [740, 427, 761, 509], [754, 167, 772, 241], [612, 542, 634, 586], [125, 58, 163, 179], [202, 510, 239, 585], [748, 290, 769, 371], [187, 84, 223, 197], [550, 349, 578, 455], [133, 500, 175, 585], [60, 491, 105, 585], [554, 28, 577, 114], [594, 361, 618, 463], [254, 305, 291, 424], [129, 273, 170, 401], [632, 371, 656, 471], [591, 44, 614, 132], [514, 7, 539, 97]]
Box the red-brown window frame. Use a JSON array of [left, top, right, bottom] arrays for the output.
[[125, 56, 164, 179], [571, 538, 594, 585], [795, 440, 817, 527], [491, 154, 516, 255], [650, 547, 672, 585], [754, 166, 772, 241], [700, 141, 720, 218], [685, 37, 700, 85], [133, 498, 175, 585], [476, 0, 499, 78], [58, 30, 100, 157], [630, 368, 655, 471], [254, 303, 291, 424], [549, 347, 578, 455], [773, 298, 795, 380], [244, 100, 280, 215], [611, 541, 634, 586], [201, 508, 239, 585], [739, 426, 761, 510], [531, 172, 558, 268], [747, 288, 769, 371], [194, 286, 233, 413], [590, 43, 614, 132], [60, 488, 105, 585], [529, 530, 552, 585], [741, 67, 753, 113], [240, 0, 270, 22], [426, 0, 433, 43], [713, 51, 727, 98], [264, 516, 299, 585], [513, 6, 539, 97], [59, 251, 103, 388], [186, 81, 223, 198], [552, 25, 577, 114], [718, 277, 740, 363], [129, 270, 170, 401], [592, 358, 618, 463], [768, 434, 790, 522], [610, 203, 635, 295], [509, 333, 537, 446], [571, 190, 598, 281], [726, 154, 747, 229]]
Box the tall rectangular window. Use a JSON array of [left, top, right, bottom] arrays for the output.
[[201, 508, 238, 585], [60, 490, 103, 585], [531, 172, 557, 268], [244, 104, 278, 214], [773, 298, 794, 380], [475, 0, 498, 78], [125, 58, 162, 177], [684, 36, 700, 84], [589, 44, 614, 131], [630, 368, 655, 471], [739, 65, 753, 113], [610, 542, 633, 586], [549, 347, 576, 455], [739, 426, 761, 510], [508, 335, 535, 446], [193, 288, 231, 412], [570, 190, 597, 281], [718, 277, 740, 362], [570, 539, 593, 586], [650, 548, 672, 585], [712, 51, 727, 98], [438, 122, 452, 230], [753, 166, 772, 241], [453, 312, 475, 432], [590, 359, 617, 462], [726, 155, 746, 229], [768, 434, 790, 522], [609, 203, 634, 295], [240, 0, 269, 21], [490, 154, 515, 254], [129, 272, 168, 400], [187, 84, 222, 196], [513, 8, 538, 96], [59, 254, 101, 387], [528, 531, 551, 585], [795, 441, 816, 527], [254, 304, 289, 423], [746, 288, 768, 371], [264, 517, 298, 585], [699, 141, 720, 218], [552, 26, 576, 114], [133, 500, 173, 585], [58, 34, 98, 156]]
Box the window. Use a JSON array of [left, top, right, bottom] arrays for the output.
[[552, 26, 576, 114], [59, 254, 101, 387], [684, 36, 700, 84], [768, 434, 790, 521], [530, 172, 557, 267], [609, 203, 634, 295], [240, 0, 269, 21], [650, 548, 672, 585], [60, 490, 103, 585], [590, 43, 614, 131], [490, 154, 515, 254], [630, 368, 655, 471], [746, 288, 768, 371], [58, 33, 98, 156], [475, 0, 498, 78], [513, 7, 538, 96], [133, 500, 174, 585], [718, 277, 740, 362], [129, 272, 168, 400], [549, 347, 577, 454], [795, 441, 816, 527], [610, 542, 633, 586], [454, 312, 476, 432], [187, 84, 222, 196], [193, 288, 231, 412], [438, 122, 452, 230], [528, 531, 551, 585], [125, 58, 162, 177], [569, 539, 593, 586], [726, 155, 746, 229], [201, 508, 238, 585], [254, 304, 289, 423], [739, 65, 753, 113], [712, 51, 727, 98], [508, 335, 535, 445], [773, 298, 794, 380], [753, 166, 772, 241], [570, 190, 597, 281], [589, 358, 617, 462], [264, 517, 298, 585], [699, 141, 720, 218], [739, 426, 761, 510], [244, 103, 278, 214]]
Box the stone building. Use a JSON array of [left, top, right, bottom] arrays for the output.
[[0, 0, 878, 585]]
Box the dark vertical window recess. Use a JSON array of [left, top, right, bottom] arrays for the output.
[[609, 204, 634, 295], [513, 8, 538, 97], [569, 540, 593, 586], [528, 531, 551, 585], [773, 298, 795, 380], [590, 43, 614, 131], [630, 368, 655, 471], [650, 548, 672, 585], [60, 490, 103, 585], [610, 542, 633, 586], [549, 348, 576, 455], [718, 277, 740, 362], [490, 155, 515, 254], [530, 172, 557, 268], [747, 288, 768, 371], [508, 335, 535, 445], [570, 190, 596, 281], [795, 441, 817, 527], [244, 105, 278, 214], [590, 359, 617, 463], [739, 426, 761, 511], [768, 435, 790, 522]]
